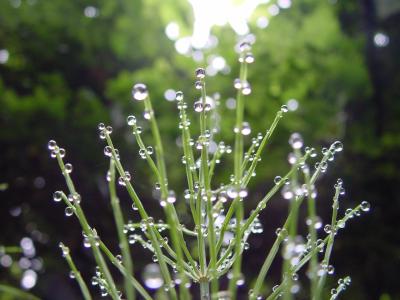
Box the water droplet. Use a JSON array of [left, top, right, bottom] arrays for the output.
[[99, 130, 106, 140], [132, 83, 148, 101], [142, 263, 163, 289], [146, 146, 154, 155], [275, 227, 288, 239], [139, 149, 147, 159], [361, 201, 370, 212], [167, 190, 176, 204], [118, 177, 126, 186], [48, 140, 57, 150], [289, 133, 303, 149], [143, 109, 153, 120], [274, 176, 282, 185], [69, 271, 75, 279], [242, 81, 252, 95], [134, 126, 142, 134], [241, 122, 251, 135], [98, 123, 105, 131], [194, 101, 203, 112], [195, 68, 206, 79], [281, 185, 294, 200], [106, 126, 113, 134], [287, 152, 297, 165], [53, 191, 62, 202], [65, 163, 73, 174], [236, 273, 245, 286], [327, 265, 335, 275], [292, 273, 299, 281], [245, 52, 255, 64], [239, 188, 248, 198], [331, 141, 343, 152], [127, 115, 136, 126], [65, 207, 74, 217], [104, 146, 112, 157], [324, 224, 332, 234], [175, 91, 183, 101], [195, 80, 203, 90], [239, 41, 251, 53], [227, 187, 238, 199], [233, 78, 242, 89], [59, 148, 66, 158]]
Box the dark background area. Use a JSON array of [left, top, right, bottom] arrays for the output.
[[1, 0, 399, 299]]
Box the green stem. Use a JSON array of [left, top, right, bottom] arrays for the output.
[[250, 148, 334, 299], [0, 284, 40, 300], [228, 56, 248, 298], [55, 153, 120, 300], [104, 133, 178, 300], [198, 78, 218, 296], [305, 169, 318, 298], [313, 184, 341, 300], [266, 205, 360, 300], [144, 96, 193, 300], [59, 243, 92, 300], [200, 279, 210, 300], [98, 241, 152, 300], [108, 160, 135, 300]]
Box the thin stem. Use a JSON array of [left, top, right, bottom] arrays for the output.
[[313, 183, 341, 300], [251, 149, 334, 299], [108, 160, 135, 300], [200, 279, 210, 300], [59, 243, 92, 300], [265, 206, 363, 300], [177, 98, 199, 224], [282, 149, 302, 300], [104, 133, 178, 300], [144, 96, 193, 299], [0, 246, 22, 254], [216, 109, 285, 254], [0, 284, 40, 300], [305, 169, 318, 298], [198, 78, 218, 295], [98, 241, 153, 300], [55, 153, 120, 300], [229, 56, 247, 299], [242, 111, 283, 186]]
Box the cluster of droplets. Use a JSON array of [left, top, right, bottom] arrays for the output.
[[316, 261, 336, 277], [139, 146, 154, 159], [82, 229, 100, 249], [97, 123, 113, 140], [193, 68, 214, 113], [90, 266, 122, 298], [48, 140, 66, 159], [232, 42, 255, 95], [131, 83, 154, 120], [118, 171, 131, 186], [331, 276, 352, 299]]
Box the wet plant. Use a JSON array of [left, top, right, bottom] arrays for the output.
[[48, 40, 370, 300]]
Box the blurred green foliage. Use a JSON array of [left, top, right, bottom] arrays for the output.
[[0, 0, 398, 299]]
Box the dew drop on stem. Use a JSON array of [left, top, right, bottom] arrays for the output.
[[132, 83, 148, 101], [195, 67, 205, 79]]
